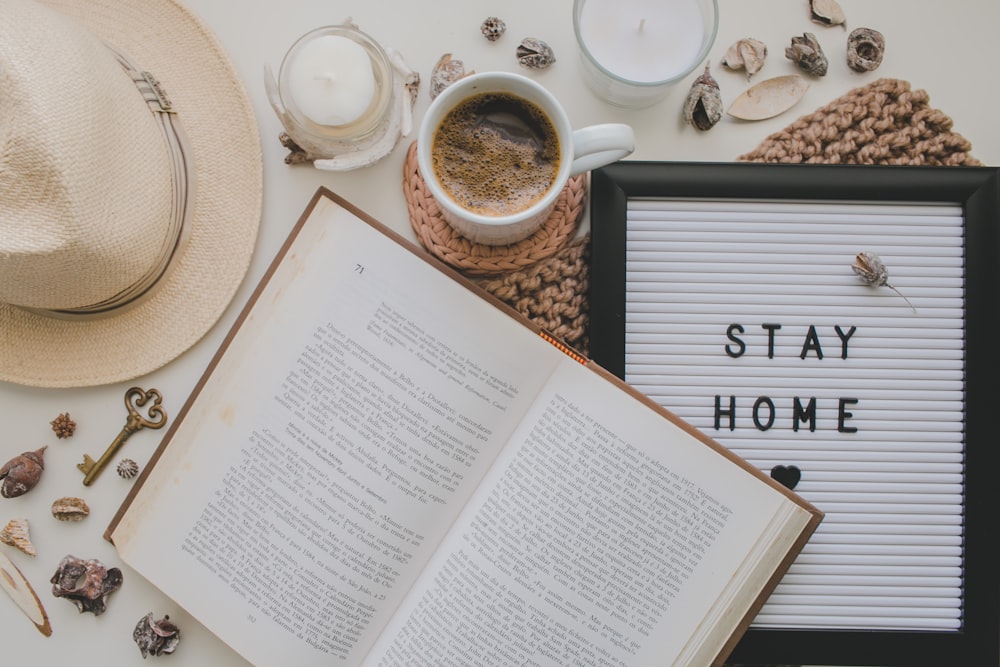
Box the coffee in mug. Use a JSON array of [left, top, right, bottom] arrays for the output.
[[430, 91, 561, 217], [417, 72, 635, 246]]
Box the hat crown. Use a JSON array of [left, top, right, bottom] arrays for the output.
[[0, 0, 174, 311]]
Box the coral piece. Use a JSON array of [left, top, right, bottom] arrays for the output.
[[51, 496, 90, 521], [50, 413, 77, 438], [683, 64, 723, 131], [134, 612, 182, 658], [516, 38, 555, 69], [480, 16, 506, 42], [0, 518, 36, 557], [0, 446, 46, 498], [117, 458, 140, 480], [50, 554, 123, 615], [430, 53, 473, 100]]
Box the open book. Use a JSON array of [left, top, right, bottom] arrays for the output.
[[108, 189, 821, 667]]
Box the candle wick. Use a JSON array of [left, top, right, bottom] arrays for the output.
[[314, 73, 337, 84], [638, 18, 646, 32]]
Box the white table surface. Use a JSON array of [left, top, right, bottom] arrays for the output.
[[4, 1, 997, 665]]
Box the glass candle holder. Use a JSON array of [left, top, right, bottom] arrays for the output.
[[266, 23, 416, 170], [573, 0, 718, 109]]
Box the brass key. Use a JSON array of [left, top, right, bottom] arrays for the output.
[[78, 387, 167, 486]]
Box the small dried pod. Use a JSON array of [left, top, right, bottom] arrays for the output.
[[785, 33, 828, 76], [117, 458, 140, 480], [50, 412, 77, 439], [0, 518, 36, 557], [480, 16, 506, 42], [852, 251, 916, 312], [683, 63, 723, 131], [0, 446, 47, 499], [720, 38, 767, 80], [430, 53, 473, 100], [134, 612, 182, 658], [51, 496, 90, 522], [810, 0, 847, 28], [847, 27, 885, 72], [50, 554, 123, 615], [516, 37, 556, 70]]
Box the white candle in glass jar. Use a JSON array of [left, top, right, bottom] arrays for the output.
[[286, 34, 376, 126], [574, 0, 716, 107]]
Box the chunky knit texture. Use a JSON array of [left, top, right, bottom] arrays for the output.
[[406, 79, 979, 358]]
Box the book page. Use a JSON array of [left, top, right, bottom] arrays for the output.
[[111, 196, 563, 667], [364, 361, 813, 666]]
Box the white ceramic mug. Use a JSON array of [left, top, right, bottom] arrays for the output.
[[417, 72, 635, 245]]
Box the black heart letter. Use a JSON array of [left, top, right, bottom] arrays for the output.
[[770, 464, 802, 490]]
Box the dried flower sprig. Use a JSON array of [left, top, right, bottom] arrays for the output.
[[851, 251, 916, 312]]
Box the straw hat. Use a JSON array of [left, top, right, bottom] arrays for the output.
[[0, 0, 262, 387]]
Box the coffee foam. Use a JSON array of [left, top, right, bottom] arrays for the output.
[[431, 93, 560, 217]]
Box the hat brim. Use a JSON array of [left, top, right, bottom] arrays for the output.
[[0, 0, 263, 387]]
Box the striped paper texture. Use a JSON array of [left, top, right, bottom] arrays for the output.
[[623, 198, 964, 631]]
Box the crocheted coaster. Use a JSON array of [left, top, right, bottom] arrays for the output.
[[403, 142, 586, 277], [405, 78, 978, 359]]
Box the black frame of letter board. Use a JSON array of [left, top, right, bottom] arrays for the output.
[[587, 161, 1000, 667]]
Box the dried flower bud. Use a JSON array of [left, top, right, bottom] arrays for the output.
[[683, 64, 723, 131], [134, 612, 181, 658], [810, 0, 847, 28], [721, 38, 767, 80], [480, 16, 506, 42], [50, 413, 76, 438], [846, 27, 885, 72], [785, 33, 828, 76], [0, 446, 46, 498], [852, 251, 915, 312], [516, 38, 555, 70]]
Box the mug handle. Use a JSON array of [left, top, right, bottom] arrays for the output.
[[569, 123, 636, 175]]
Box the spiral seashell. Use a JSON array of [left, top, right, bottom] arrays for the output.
[[0, 446, 47, 498], [0, 518, 36, 556]]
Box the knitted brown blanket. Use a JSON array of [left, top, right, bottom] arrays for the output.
[[405, 78, 979, 357]]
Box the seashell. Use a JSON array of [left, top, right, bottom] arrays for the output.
[[683, 63, 723, 131], [133, 612, 182, 657], [846, 27, 885, 72], [0, 518, 36, 557], [516, 37, 555, 70], [727, 74, 809, 121], [117, 458, 140, 480], [50, 554, 123, 615], [480, 16, 506, 42], [51, 496, 90, 522], [809, 0, 847, 28], [0, 446, 47, 498], [430, 53, 473, 100], [720, 38, 767, 80], [785, 33, 828, 76]]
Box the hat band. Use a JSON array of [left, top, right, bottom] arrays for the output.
[[29, 49, 194, 320]]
